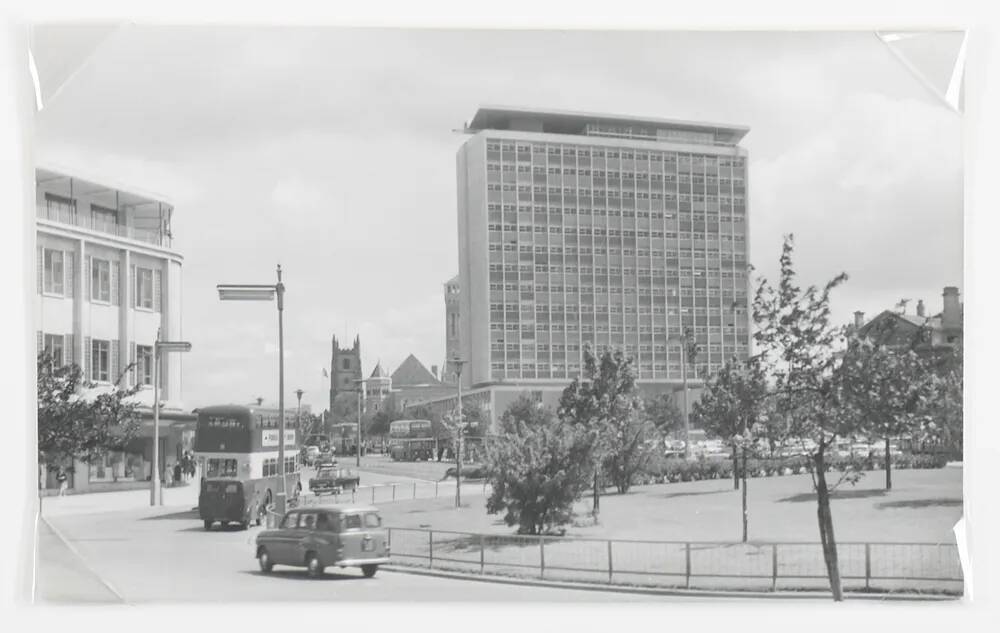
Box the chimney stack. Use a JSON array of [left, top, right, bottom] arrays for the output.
[[942, 287, 961, 329], [853, 311, 865, 329], [916, 299, 925, 318]]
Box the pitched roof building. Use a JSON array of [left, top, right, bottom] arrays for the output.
[[855, 286, 963, 353]]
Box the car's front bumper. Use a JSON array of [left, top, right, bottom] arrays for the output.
[[334, 557, 391, 567]]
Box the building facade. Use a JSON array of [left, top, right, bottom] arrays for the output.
[[364, 361, 393, 413], [35, 167, 190, 493], [329, 334, 362, 409], [453, 107, 752, 422], [855, 286, 964, 353]]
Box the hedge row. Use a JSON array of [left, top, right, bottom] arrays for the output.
[[632, 453, 949, 486]]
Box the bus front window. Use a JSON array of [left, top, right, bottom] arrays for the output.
[[207, 458, 238, 478]]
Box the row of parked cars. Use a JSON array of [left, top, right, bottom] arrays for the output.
[[665, 437, 904, 459]]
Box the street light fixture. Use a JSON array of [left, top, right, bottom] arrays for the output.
[[217, 265, 287, 514], [449, 357, 467, 509], [150, 329, 192, 506], [668, 332, 691, 459]]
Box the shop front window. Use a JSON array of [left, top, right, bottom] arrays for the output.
[[89, 450, 145, 483]]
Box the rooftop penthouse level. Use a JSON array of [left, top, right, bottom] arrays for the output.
[[36, 167, 175, 249], [466, 106, 750, 147]]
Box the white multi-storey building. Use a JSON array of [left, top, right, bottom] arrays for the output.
[[411, 107, 752, 426], [35, 167, 190, 493]]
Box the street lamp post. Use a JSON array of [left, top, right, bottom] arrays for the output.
[[295, 389, 304, 450], [217, 265, 287, 514], [150, 329, 192, 506], [669, 333, 691, 459], [450, 358, 467, 509], [353, 379, 365, 467]]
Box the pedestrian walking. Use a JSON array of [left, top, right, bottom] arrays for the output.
[[56, 468, 68, 497], [173, 462, 183, 487]]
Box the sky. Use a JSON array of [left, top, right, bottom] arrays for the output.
[[32, 27, 963, 412]]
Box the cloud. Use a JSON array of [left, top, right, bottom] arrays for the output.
[[33, 28, 962, 410]]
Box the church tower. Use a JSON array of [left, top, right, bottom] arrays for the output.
[[330, 334, 362, 413]]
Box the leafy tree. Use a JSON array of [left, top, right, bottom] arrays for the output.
[[923, 348, 963, 458], [37, 352, 141, 470], [329, 391, 359, 425], [558, 347, 643, 515], [840, 335, 936, 490], [692, 354, 768, 490], [484, 397, 592, 534], [644, 392, 683, 436], [752, 235, 859, 602]]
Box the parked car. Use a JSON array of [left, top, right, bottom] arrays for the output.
[[302, 445, 321, 465], [255, 505, 390, 578], [309, 466, 359, 495]]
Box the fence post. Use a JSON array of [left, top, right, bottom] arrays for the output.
[[480, 534, 485, 575], [607, 540, 614, 583], [429, 531, 434, 569], [865, 543, 871, 592], [392, 484, 396, 501], [771, 544, 778, 591], [685, 542, 691, 589], [539, 535, 546, 579], [372, 486, 376, 504]]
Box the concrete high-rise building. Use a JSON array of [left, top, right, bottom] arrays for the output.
[[35, 167, 190, 493], [447, 106, 752, 420]]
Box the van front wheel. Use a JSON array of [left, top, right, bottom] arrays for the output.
[[361, 564, 378, 578], [203, 519, 213, 531]]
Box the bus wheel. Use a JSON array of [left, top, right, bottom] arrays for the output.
[[239, 520, 249, 530], [203, 519, 213, 531], [361, 564, 378, 578]]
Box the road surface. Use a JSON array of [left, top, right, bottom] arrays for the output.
[[36, 505, 670, 603]]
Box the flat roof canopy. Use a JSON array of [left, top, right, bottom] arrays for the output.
[[467, 106, 750, 144]]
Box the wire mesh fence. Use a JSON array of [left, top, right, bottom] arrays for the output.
[[385, 527, 963, 595]]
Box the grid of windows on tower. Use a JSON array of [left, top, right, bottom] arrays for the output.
[[481, 139, 750, 382]]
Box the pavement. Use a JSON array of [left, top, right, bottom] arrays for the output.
[[38, 463, 467, 519]]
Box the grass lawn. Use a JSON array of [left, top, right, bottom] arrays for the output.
[[379, 466, 962, 544], [377, 467, 963, 595]]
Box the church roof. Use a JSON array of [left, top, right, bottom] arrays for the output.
[[391, 354, 441, 386], [369, 360, 389, 379]]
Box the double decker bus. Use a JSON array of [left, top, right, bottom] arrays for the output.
[[389, 419, 435, 461], [194, 404, 303, 530]]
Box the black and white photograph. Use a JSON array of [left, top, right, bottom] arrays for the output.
[[7, 13, 983, 613]]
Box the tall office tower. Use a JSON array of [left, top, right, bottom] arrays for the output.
[[456, 107, 751, 396]]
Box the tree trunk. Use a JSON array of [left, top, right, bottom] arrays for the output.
[[741, 448, 748, 543], [592, 469, 600, 520], [733, 444, 740, 490], [884, 437, 892, 491], [814, 452, 844, 601]]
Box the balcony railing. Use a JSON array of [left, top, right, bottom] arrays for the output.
[[36, 204, 172, 248]]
